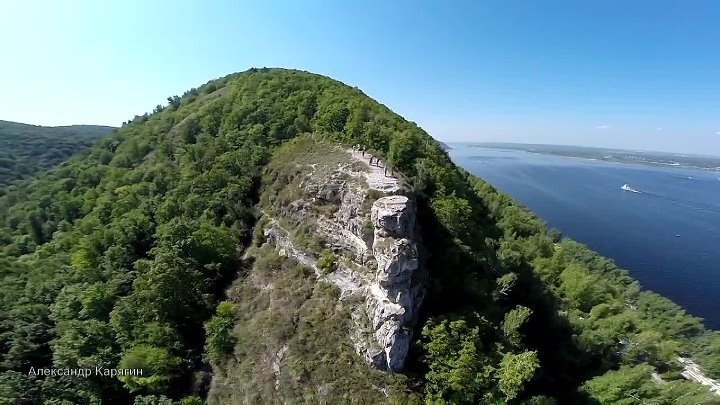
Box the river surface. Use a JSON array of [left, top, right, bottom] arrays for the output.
[[449, 143, 720, 329]]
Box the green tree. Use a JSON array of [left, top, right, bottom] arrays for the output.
[[118, 345, 182, 393], [387, 131, 421, 173], [496, 351, 539, 401], [430, 194, 474, 239], [503, 306, 532, 347], [421, 318, 494, 403], [583, 365, 658, 404], [204, 301, 236, 363]]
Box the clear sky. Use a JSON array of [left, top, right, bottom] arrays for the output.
[[2, 1, 720, 154]]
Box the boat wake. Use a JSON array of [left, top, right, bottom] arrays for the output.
[[627, 185, 720, 214]]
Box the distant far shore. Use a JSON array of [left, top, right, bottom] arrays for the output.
[[453, 142, 720, 172]]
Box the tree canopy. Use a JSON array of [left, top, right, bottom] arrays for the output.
[[0, 120, 113, 190]]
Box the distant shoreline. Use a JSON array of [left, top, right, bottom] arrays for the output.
[[453, 142, 720, 172]]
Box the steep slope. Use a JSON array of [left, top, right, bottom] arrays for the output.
[[259, 139, 424, 372], [207, 137, 424, 403], [0, 68, 718, 404], [0, 120, 114, 188]]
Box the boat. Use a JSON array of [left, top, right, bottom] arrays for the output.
[[621, 184, 641, 193]]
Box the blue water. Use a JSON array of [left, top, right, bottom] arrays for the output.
[[449, 144, 720, 329]]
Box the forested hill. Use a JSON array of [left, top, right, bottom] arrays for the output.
[[1, 68, 718, 404], [0, 120, 114, 188], [437, 140, 452, 150]]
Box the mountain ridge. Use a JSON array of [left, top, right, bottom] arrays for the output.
[[0, 120, 114, 188], [0, 68, 718, 404], [0, 120, 115, 130]]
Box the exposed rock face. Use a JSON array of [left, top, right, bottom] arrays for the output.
[[368, 195, 421, 371], [262, 148, 424, 372], [372, 196, 415, 238]]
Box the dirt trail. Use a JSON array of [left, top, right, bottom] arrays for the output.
[[349, 149, 401, 194]]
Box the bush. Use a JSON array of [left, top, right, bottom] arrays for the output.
[[204, 301, 236, 363], [317, 251, 336, 275], [252, 217, 269, 247]]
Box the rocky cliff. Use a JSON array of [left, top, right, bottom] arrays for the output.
[[260, 142, 424, 372]]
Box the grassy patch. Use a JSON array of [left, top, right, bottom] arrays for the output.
[[287, 218, 326, 253], [208, 246, 419, 404]]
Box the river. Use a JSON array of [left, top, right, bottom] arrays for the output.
[[449, 144, 720, 329]]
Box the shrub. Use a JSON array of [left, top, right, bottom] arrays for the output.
[[252, 217, 269, 247], [317, 251, 336, 275], [204, 301, 236, 363]]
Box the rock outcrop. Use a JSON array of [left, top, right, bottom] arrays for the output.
[[367, 195, 422, 371], [261, 148, 424, 372]]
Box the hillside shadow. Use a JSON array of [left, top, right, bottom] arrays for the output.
[[404, 184, 604, 403]]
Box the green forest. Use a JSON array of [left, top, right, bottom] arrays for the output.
[[0, 121, 114, 190], [1, 69, 718, 404]]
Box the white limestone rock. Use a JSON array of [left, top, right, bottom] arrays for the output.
[[263, 152, 424, 373]]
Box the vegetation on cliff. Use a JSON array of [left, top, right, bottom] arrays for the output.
[[0, 69, 718, 404]]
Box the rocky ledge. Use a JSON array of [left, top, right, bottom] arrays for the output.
[[262, 148, 424, 371]]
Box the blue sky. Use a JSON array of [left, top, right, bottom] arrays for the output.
[[2, 1, 720, 154]]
